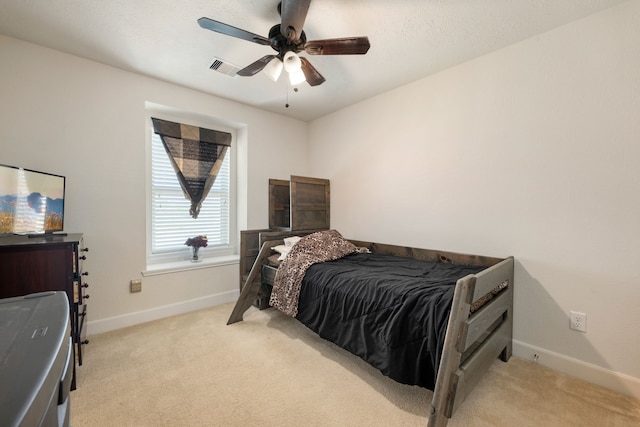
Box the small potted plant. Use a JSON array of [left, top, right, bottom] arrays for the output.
[[185, 235, 208, 262]]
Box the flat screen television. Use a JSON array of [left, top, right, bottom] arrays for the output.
[[0, 164, 66, 236]]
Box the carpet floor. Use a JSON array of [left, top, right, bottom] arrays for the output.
[[71, 302, 640, 426]]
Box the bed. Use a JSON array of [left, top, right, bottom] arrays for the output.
[[228, 230, 514, 427]]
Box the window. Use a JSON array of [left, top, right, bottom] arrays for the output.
[[148, 119, 235, 264]]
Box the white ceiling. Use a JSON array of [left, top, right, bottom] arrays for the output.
[[0, 0, 628, 121]]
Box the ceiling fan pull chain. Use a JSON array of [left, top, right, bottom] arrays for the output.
[[285, 84, 290, 108], [284, 83, 299, 108]]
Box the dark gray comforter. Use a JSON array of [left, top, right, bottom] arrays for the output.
[[294, 252, 484, 389]]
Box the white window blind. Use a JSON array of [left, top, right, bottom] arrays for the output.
[[150, 131, 230, 258]]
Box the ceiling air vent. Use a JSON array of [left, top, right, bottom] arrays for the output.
[[209, 57, 240, 77]]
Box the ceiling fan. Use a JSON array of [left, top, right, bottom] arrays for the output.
[[198, 0, 370, 87]]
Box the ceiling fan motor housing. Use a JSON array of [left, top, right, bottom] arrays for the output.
[[269, 24, 306, 57]]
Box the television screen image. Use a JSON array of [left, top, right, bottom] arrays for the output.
[[0, 164, 66, 235]]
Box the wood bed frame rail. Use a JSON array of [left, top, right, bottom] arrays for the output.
[[227, 239, 282, 325]]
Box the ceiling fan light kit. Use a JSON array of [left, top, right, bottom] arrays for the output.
[[288, 68, 306, 85], [283, 51, 302, 73], [198, 0, 370, 88], [282, 51, 306, 85], [263, 57, 284, 82]]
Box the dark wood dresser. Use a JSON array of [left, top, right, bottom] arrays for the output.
[[0, 233, 89, 389]]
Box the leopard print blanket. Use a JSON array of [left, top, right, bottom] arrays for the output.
[[269, 230, 369, 317]]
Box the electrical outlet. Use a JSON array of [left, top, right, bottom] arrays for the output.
[[130, 279, 142, 293], [570, 311, 587, 332]]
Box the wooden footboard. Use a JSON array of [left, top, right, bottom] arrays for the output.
[[428, 256, 514, 427]]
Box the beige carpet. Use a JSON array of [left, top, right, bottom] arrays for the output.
[[71, 303, 640, 426]]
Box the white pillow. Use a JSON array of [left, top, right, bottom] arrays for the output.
[[273, 237, 302, 261], [272, 244, 290, 261], [272, 245, 289, 255], [284, 236, 302, 248]]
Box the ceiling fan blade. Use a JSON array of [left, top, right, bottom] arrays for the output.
[[304, 37, 371, 55], [300, 57, 326, 86], [198, 17, 271, 46], [237, 55, 278, 76], [280, 0, 311, 42]]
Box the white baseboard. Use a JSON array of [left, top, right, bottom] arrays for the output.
[[513, 340, 640, 400], [87, 290, 239, 335]]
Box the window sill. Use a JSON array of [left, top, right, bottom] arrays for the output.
[[142, 254, 239, 277]]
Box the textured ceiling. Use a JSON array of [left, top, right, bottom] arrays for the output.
[[0, 0, 628, 121]]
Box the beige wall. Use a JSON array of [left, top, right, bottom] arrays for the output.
[[308, 1, 640, 396], [0, 35, 309, 328]]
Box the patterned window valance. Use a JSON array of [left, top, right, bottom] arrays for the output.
[[151, 118, 232, 219]]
